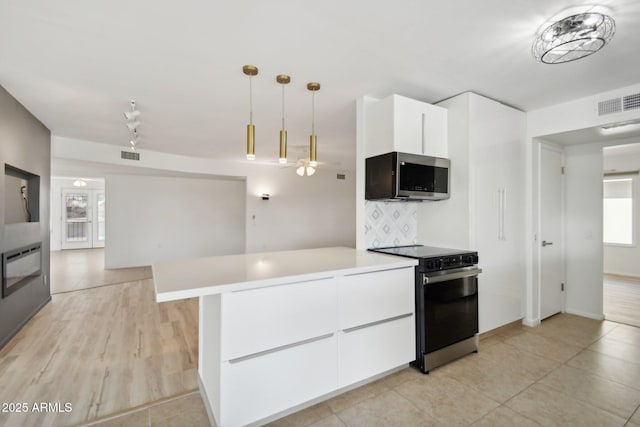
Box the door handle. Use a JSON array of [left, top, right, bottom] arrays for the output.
[[542, 240, 553, 247]]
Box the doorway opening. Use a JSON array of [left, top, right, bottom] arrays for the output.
[[62, 188, 105, 249], [602, 143, 640, 327]]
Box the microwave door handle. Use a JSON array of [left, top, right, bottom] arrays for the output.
[[421, 113, 426, 154]]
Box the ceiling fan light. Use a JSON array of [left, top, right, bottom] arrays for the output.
[[307, 166, 316, 176], [296, 165, 305, 176]]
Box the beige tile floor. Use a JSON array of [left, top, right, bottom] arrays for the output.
[[92, 313, 640, 427], [16, 252, 640, 426]]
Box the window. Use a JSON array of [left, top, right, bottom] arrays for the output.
[[603, 178, 634, 245]]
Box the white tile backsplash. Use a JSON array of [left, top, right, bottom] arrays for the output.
[[365, 201, 418, 248]]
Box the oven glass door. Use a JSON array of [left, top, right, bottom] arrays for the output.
[[423, 274, 478, 353]]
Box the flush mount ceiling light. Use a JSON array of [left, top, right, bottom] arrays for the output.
[[73, 179, 87, 187], [277, 74, 291, 164], [243, 65, 259, 160], [307, 82, 320, 167], [533, 10, 615, 64]]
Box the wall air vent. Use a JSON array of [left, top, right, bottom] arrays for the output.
[[623, 93, 640, 111], [121, 151, 140, 161], [597, 92, 640, 117], [598, 98, 622, 116]]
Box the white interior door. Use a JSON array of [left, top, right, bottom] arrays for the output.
[[61, 189, 105, 249], [540, 144, 564, 320]]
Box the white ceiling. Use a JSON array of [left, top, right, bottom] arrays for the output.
[[2, 0, 640, 171]]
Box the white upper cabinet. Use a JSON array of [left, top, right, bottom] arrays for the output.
[[365, 94, 448, 158]]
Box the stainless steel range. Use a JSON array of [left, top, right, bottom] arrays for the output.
[[369, 245, 482, 373]]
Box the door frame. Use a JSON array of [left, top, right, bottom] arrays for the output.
[[60, 188, 105, 250], [537, 142, 566, 320], [534, 141, 567, 322]]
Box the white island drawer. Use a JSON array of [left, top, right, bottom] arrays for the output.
[[220, 333, 337, 427], [221, 277, 336, 361], [338, 267, 414, 330], [338, 313, 415, 387]]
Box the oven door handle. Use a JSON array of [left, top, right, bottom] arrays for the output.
[[423, 268, 482, 285]]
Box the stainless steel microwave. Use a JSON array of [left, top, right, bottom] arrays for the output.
[[365, 152, 450, 201]]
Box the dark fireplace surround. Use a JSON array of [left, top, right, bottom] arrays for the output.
[[1, 242, 42, 298]]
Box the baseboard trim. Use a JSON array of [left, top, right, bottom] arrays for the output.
[[604, 272, 640, 281], [522, 317, 540, 327], [564, 308, 605, 320]]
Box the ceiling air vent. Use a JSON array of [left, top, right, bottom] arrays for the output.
[[623, 93, 640, 112], [121, 150, 140, 161], [598, 98, 622, 116]]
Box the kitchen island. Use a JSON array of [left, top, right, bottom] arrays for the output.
[[153, 247, 418, 427]]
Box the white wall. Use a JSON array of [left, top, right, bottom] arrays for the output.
[[244, 166, 355, 253], [526, 83, 640, 325], [603, 149, 640, 277], [563, 144, 604, 318], [105, 174, 245, 268], [52, 136, 356, 257]]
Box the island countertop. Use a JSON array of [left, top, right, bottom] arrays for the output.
[[152, 246, 417, 302]]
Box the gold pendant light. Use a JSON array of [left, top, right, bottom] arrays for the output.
[[243, 65, 258, 160], [307, 82, 320, 167], [277, 74, 290, 164]]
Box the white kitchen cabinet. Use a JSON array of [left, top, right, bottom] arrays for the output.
[[365, 94, 448, 158], [338, 267, 414, 330], [180, 252, 418, 427], [221, 277, 336, 361], [220, 334, 337, 427], [338, 314, 415, 387], [418, 92, 526, 333]]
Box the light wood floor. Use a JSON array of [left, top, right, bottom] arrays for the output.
[[604, 274, 640, 328], [51, 249, 152, 294], [0, 279, 198, 427]]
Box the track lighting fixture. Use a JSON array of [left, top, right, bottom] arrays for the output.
[[124, 100, 141, 120], [130, 130, 140, 151], [124, 109, 140, 120], [124, 99, 142, 151]]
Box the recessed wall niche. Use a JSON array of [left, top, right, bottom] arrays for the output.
[[4, 164, 40, 224]]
